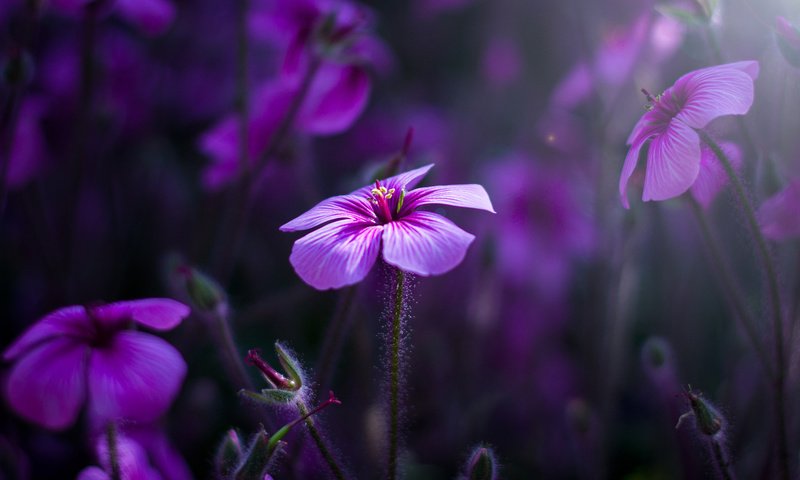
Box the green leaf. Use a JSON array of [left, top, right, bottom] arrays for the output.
[[239, 388, 297, 406]]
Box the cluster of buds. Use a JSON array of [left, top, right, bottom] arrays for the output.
[[215, 391, 341, 480], [241, 343, 306, 406]]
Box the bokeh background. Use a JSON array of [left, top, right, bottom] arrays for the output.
[[2, 0, 800, 478]]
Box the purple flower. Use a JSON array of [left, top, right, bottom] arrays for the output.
[[280, 164, 495, 290], [77, 432, 160, 480], [689, 141, 742, 209], [758, 180, 800, 241], [3, 299, 189, 430], [619, 61, 759, 208]]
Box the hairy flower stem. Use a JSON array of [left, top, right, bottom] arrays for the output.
[[296, 399, 348, 480], [699, 130, 789, 480], [686, 196, 774, 378], [214, 55, 322, 284], [710, 437, 736, 480], [106, 422, 122, 480], [388, 267, 405, 480]]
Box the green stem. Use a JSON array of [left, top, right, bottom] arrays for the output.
[[296, 400, 348, 480], [686, 196, 774, 379], [699, 130, 788, 480], [106, 422, 122, 480], [710, 437, 736, 480], [388, 268, 404, 480]]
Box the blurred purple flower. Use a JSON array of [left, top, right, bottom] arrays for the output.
[[77, 432, 160, 480], [3, 299, 189, 430], [5, 98, 48, 190], [619, 61, 759, 208], [758, 180, 800, 240], [481, 36, 523, 88], [280, 164, 494, 289], [775, 16, 800, 67], [50, 0, 175, 36], [485, 155, 594, 298], [690, 141, 742, 209]]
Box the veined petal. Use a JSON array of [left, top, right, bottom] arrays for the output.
[[674, 63, 757, 129], [382, 211, 475, 276], [619, 135, 649, 209], [401, 184, 496, 214], [643, 119, 701, 202], [288, 219, 384, 290], [88, 331, 187, 424], [4, 306, 90, 361], [690, 141, 741, 209], [6, 339, 89, 430], [349, 164, 435, 199], [91, 299, 190, 331], [280, 194, 376, 232]]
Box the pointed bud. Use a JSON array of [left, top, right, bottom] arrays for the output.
[[245, 348, 297, 391], [776, 17, 800, 68], [463, 446, 498, 480], [177, 265, 226, 313], [215, 429, 243, 478], [234, 429, 275, 480], [676, 389, 724, 436], [274, 342, 304, 390]]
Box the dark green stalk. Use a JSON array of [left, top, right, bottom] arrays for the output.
[[388, 268, 404, 480], [106, 422, 122, 480], [710, 437, 736, 480], [699, 130, 788, 480], [686, 196, 773, 378], [296, 399, 348, 480]]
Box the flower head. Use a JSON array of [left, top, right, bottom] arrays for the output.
[[3, 299, 190, 430], [280, 164, 495, 290], [619, 61, 759, 208]]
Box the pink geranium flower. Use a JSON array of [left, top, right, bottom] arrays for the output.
[[619, 61, 759, 208], [3, 299, 190, 430], [280, 164, 495, 290]]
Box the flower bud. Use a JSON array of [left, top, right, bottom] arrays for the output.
[[675, 389, 724, 436], [178, 265, 226, 313], [215, 429, 242, 479], [462, 446, 498, 480], [776, 17, 800, 68], [234, 429, 274, 480]]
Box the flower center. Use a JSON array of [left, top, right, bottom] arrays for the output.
[[367, 180, 406, 223], [641, 88, 662, 111]]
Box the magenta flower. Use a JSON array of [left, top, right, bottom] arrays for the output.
[[619, 61, 759, 208], [280, 164, 495, 290], [758, 180, 800, 241], [78, 432, 160, 480], [3, 299, 189, 430], [690, 141, 742, 209]]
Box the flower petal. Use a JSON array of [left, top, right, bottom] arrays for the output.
[[643, 119, 701, 202], [619, 135, 649, 209], [382, 211, 475, 276], [401, 184, 496, 214], [77, 467, 110, 480], [88, 331, 187, 423], [298, 64, 371, 135], [91, 299, 190, 331], [96, 433, 161, 480], [6, 339, 88, 430], [280, 194, 376, 232], [288, 220, 384, 290], [673, 62, 758, 129], [4, 306, 90, 361], [690, 141, 742, 209]]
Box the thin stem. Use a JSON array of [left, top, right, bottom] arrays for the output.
[[710, 437, 736, 480], [210, 307, 255, 393], [699, 130, 788, 480], [296, 399, 348, 480], [388, 267, 404, 480], [686, 196, 774, 379], [314, 285, 358, 395], [213, 55, 322, 284], [106, 422, 122, 480]]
